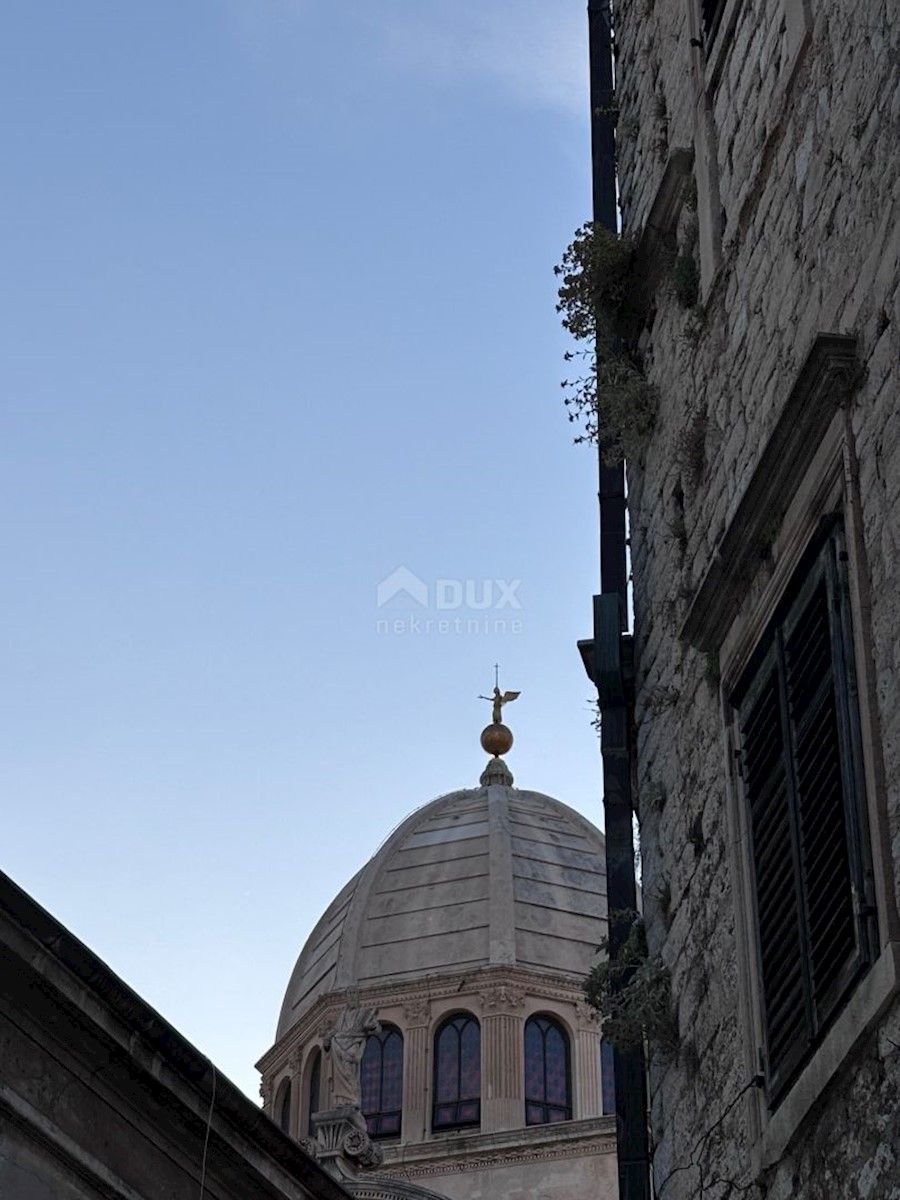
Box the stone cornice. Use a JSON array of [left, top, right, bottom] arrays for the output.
[[681, 333, 861, 653], [346, 1179, 451, 1200], [376, 1117, 616, 1179], [258, 964, 590, 1076]]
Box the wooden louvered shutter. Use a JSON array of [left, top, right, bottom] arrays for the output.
[[736, 522, 874, 1105], [740, 646, 810, 1096], [782, 538, 869, 1039]]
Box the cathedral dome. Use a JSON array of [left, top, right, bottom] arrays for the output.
[[277, 777, 606, 1040]]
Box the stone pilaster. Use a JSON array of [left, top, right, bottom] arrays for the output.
[[402, 999, 430, 1143], [575, 1001, 601, 1119], [481, 990, 525, 1132], [486, 787, 516, 965]]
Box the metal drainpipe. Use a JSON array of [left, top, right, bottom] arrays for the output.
[[579, 3, 652, 1198]]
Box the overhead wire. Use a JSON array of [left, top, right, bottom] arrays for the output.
[[198, 1062, 217, 1200]]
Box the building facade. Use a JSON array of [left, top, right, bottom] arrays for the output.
[[258, 752, 618, 1200], [610, 0, 900, 1195]]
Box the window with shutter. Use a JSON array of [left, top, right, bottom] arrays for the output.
[[732, 519, 876, 1105], [701, 0, 728, 45]]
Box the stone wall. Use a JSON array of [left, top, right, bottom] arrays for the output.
[[612, 0, 900, 1195], [377, 1119, 617, 1200]]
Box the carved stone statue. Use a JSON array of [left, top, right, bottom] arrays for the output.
[[323, 1006, 380, 1108]]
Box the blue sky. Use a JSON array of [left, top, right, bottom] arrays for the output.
[[2, 0, 600, 1100]]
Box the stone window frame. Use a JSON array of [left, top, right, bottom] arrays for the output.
[[520, 996, 597, 1122], [691, 0, 811, 99], [683, 334, 900, 1171], [683, 0, 813, 297], [523, 1012, 573, 1126], [431, 1010, 482, 1133], [729, 516, 877, 1103], [274, 1074, 292, 1135], [361, 1024, 404, 1140], [301, 1045, 323, 1139], [427, 985, 597, 1135]]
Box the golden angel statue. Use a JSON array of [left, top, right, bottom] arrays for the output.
[[480, 685, 521, 725]]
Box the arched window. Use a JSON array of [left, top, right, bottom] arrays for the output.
[[307, 1048, 321, 1136], [524, 1015, 571, 1124], [361, 1025, 403, 1138], [433, 1013, 480, 1130], [600, 1037, 616, 1116], [276, 1078, 292, 1134]]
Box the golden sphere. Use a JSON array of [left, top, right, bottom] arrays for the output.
[[481, 723, 513, 756]]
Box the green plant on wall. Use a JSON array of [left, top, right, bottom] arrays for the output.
[[584, 909, 677, 1054], [672, 215, 700, 310], [555, 222, 657, 461]]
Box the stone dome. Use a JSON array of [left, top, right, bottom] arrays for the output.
[[277, 778, 607, 1040]]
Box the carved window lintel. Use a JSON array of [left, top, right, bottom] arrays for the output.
[[681, 333, 861, 653]]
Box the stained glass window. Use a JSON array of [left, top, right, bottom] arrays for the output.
[[307, 1048, 321, 1136], [600, 1037, 616, 1115], [361, 1025, 404, 1138], [524, 1016, 571, 1125], [432, 1013, 481, 1130]]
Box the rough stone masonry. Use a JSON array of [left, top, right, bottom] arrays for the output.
[[611, 0, 900, 1196]]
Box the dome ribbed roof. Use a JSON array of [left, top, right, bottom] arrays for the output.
[[277, 780, 607, 1040]]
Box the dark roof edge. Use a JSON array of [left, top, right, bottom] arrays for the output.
[[0, 868, 351, 1200]]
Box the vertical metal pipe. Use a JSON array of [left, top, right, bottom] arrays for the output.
[[585, 3, 651, 1198], [587, 0, 628, 618]]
